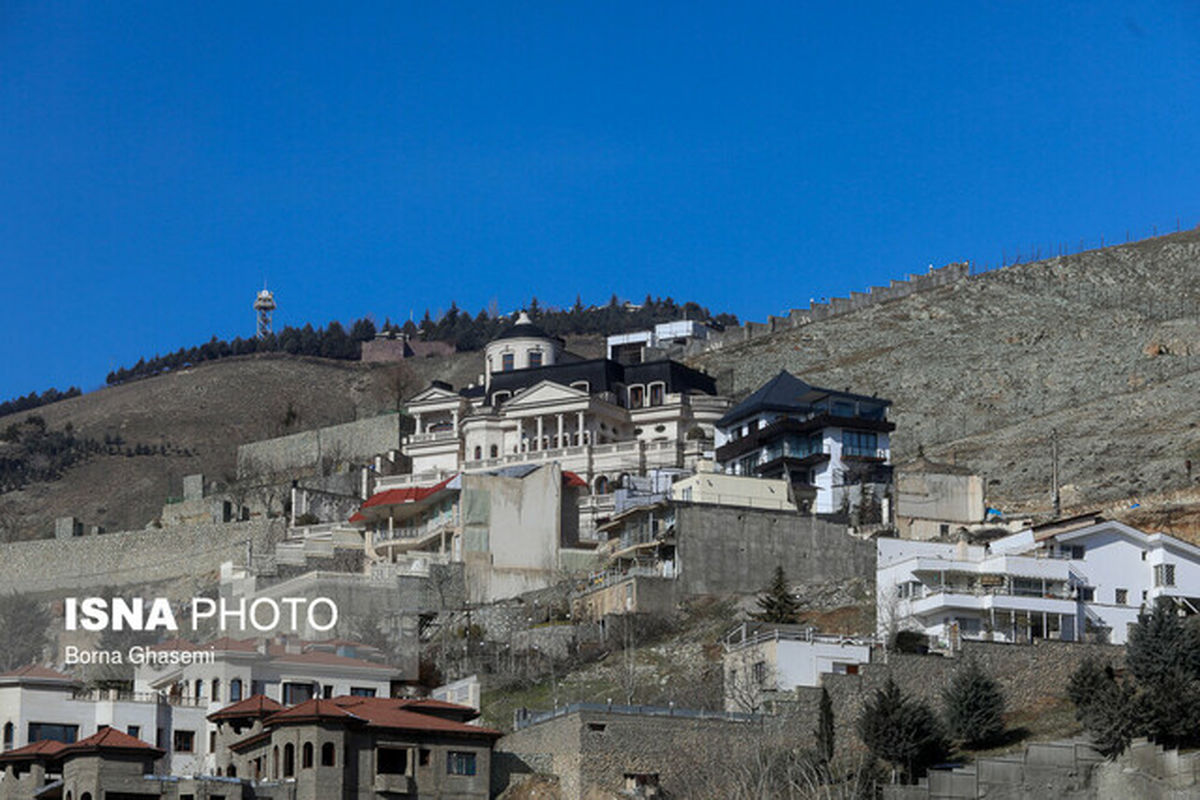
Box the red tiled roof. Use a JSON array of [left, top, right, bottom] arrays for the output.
[[64, 726, 164, 758], [563, 470, 588, 488], [0, 739, 67, 762], [358, 476, 456, 511], [266, 696, 500, 738], [208, 694, 286, 722], [0, 664, 78, 682], [348, 511, 366, 523]]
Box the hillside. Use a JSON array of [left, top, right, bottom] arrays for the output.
[[691, 228, 1200, 521], [0, 336, 604, 540]]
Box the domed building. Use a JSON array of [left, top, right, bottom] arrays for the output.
[[396, 311, 730, 532]]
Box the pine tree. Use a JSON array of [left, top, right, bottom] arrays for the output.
[[1126, 598, 1200, 685], [752, 565, 801, 624], [941, 657, 1005, 748], [857, 677, 945, 783]]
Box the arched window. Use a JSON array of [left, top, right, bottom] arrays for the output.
[[273, 746, 279, 779], [303, 741, 314, 768], [283, 743, 295, 777], [473, 446, 482, 460], [594, 476, 609, 494], [489, 444, 498, 458], [3, 721, 12, 751], [321, 742, 336, 766], [228, 764, 237, 778], [211, 678, 220, 702], [81, 794, 92, 800], [194, 679, 204, 700], [230, 678, 243, 703]]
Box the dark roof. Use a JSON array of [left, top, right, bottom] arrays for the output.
[[493, 314, 557, 342], [62, 726, 164, 759], [717, 370, 889, 428], [488, 358, 716, 406]]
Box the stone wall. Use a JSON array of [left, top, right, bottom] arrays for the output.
[[0, 518, 284, 596], [236, 413, 406, 478], [686, 262, 970, 356], [675, 503, 876, 596], [794, 639, 1125, 761], [494, 709, 767, 800]]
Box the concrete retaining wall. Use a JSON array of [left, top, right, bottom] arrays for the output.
[[236, 413, 406, 478]]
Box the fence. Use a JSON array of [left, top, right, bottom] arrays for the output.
[[513, 702, 760, 731]]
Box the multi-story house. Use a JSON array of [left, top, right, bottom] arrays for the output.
[[877, 515, 1200, 648], [398, 312, 730, 495], [713, 371, 894, 516], [0, 638, 402, 780]]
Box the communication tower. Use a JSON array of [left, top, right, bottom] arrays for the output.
[[254, 287, 277, 338]]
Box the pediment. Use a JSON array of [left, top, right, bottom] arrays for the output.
[[408, 385, 461, 403], [505, 380, 590, 407]]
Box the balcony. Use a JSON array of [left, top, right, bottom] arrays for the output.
[[371, 508, 457, 547], [374, 773, 417, 793], [405, 430, 459, 446], [910, 586, 1077, 617]]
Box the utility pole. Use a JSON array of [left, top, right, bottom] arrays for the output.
[[1051, 429, 1061, 518]]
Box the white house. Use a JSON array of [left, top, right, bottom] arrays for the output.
[[0, 638, 402, 778], [877, 516, 1200, 648], [722, 623, 874, 712], [714, 371, 893, 516], [397, 312, 730, 499]]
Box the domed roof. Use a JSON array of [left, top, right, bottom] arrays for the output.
[[493, 310, 554, 342]]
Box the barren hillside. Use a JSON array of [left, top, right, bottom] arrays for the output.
[[0, 336, 604, 539], [691, 229, 1200, 517]]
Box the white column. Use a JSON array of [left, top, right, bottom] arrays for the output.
[[518, 419, 525, 452], [577, 411, 585, 445], [414, 413, 423, 433], [536, 417, 544, 451], [452, 409, 459, 429], [556, 414, 564, 449]]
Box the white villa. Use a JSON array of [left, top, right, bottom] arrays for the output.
[[398, 312, 730, 497], [877, 515, 1200, 648]]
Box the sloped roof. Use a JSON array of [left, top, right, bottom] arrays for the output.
[[717, 370, 889, 428], [208, 694, 286, 722], [493, 311, 557, 342], [0, 738, 67, 763], [0, 664, 79, 684], [63, 726, 164, 758], [270, 650, 398, 672], [266, 696, 500, 738]]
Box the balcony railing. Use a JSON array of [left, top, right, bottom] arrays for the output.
[[371, 508, 457, 546], [406, 430, 459, 445]]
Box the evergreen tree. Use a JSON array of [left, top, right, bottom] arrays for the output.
[[1126, 598, 1200, 685], [941, 657, 1006, 748], [752, 565, 802, 624], [857, 677, 946, 783]]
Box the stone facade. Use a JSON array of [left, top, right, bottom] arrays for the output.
[[237, 414, 407, 479]]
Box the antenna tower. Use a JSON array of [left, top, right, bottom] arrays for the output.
[[254, 287, 277, 338]]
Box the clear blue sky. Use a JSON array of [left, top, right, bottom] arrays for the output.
[[1, 1, 1198, 399]]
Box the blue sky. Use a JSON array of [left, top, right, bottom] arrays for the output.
[[1, 1, 1198, 399]]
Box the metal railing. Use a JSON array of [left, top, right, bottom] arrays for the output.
[[514, 702, 760, 730]]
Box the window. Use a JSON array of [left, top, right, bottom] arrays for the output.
[[648, 383, 664, 406], [570, 381, 590, 392], [321, 742, 336, 766], [1116, 588, 1128, 605], [587, 723, 607, 732], [628, 385, 645, 409], [1078, 587, 1095, 602], [502, 353, 514, 372], [194, 679, 204, 700], [528, 350, 542, 368], [283, 682, 315, 705], [3, 721, 12, 751], [1012, 578, 1042, 597], [28, 723, 77, 744], [378, 747, 410, 775], [302, 742, 314, 769], [211, 678, 220, 703], [753, 660, 767, 685], [323, 685, 334, 699], [419, 748, 430, 766], [490, 444, 499, 458], [833, 400, 855, 417], [1155, 564, 1176, 587], [173, 730, 195, 753], [229, 679, 243, 703], [492, 390, 511, 405], [447, 751, 477, 776], [1068, 545, 1085, 560], [473, 445, 482, 460], [283, 743, 295, 777], [350, 687, 376, 697], [842, 430, 878, 457], [209, 731, 216, 751]]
